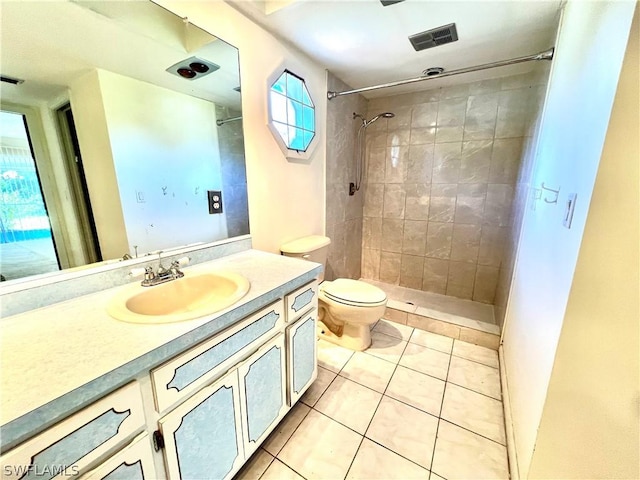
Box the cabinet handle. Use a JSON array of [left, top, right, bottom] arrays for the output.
[[153, 430, 165, 451]]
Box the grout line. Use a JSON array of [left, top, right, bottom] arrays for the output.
[[428, 346, 454, 476], [247, 449, 275, 480], [364, 436, 432, 474], [437, 416, 507, 448]]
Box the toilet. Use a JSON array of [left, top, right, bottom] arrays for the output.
[[280, 235, 387, 351]]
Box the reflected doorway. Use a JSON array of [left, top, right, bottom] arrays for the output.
[[0, 110, 60, 280]]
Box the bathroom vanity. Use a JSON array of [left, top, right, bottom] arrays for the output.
[[0, 249, 321, 480]]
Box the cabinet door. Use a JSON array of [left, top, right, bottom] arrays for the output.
[[237, 334, 287, 458], [286, 310, 318, 406], [79, 433, 156, 480], [0, 382, 145, 480], [159, 371, 244, 480]]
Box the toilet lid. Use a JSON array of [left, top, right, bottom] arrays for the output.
[[322, 279, 387, 306]]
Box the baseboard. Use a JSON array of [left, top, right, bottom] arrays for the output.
[[499, 345, 520, 480]]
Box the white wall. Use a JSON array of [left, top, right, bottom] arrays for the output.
[[156, 0, 327, 254], [528, 7, 639, 476], [98, 70, 228, 254], [500, 1, 636, 477]]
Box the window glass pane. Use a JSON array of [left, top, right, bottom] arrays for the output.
[[272, 73, 287, 95], [303, 130, 315, 150], [301, 85, 313, 107], [286, 74, 303, 103], [302, 105, 315, 132], [273, 121, 289, 145], [270, 91, 288, 124], [288, 126, 305, 150]]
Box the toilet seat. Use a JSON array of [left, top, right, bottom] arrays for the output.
[[321, 279, 387, 307]]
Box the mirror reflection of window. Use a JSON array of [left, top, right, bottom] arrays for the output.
[[269, 71, 315, 152]]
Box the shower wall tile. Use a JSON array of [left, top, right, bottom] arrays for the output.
[[411, 102, 438, 128], [362, 248, 381, 280], [435, 125, 464, 143], [433, 143, 462, 183], [405, 184, 431, 221], [474, 265, 500, 304], [381, 218, 404, 253], [363, 217, 382, 249], [387, 129, 411, 146], [426, 222, 453, 259], [429, 184, 457, 223], [402, 220, 428, 255], [383, 184, 406, 218], [379, 251, 402, 284], [454, 184, 487, 225], [463, 93, 499, 141], [385, 146, 409, 183], [359, 71, 543, 304], [364, 184, 384, 217], [437, 98, 467, 126], [410, 127, 437, 145], [368, 147, 387, 183], [459, 140, 492, 184], [489, 138, 523, 184], [450, 224, 482, 264], [407, 144, 434, 183], [422, 258, 449, 294]]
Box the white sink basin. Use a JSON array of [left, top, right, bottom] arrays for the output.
[[107, 271, 250, 324]]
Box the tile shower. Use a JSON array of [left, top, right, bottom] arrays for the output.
[[324, 69, 550, 330], [357, 71, 549, 315]]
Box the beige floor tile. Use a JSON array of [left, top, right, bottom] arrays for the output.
[[263, 402, 311, 456], [430, 473, 446, 480], [233, 449, 274, 480], [346, 438, 430, 479], [432, 420, 508, 480], [373, 319, 414, 341], [317, 339, 354, 373], [366, 396, 438, 469], [315, 376, 382, 434], [366, 331, 408, 363], [301, 366, 337, 407], [399, 343, 451, 380], [452, 340, 499, 368], [278, 410, 362, 480], [410, 329, 454, 354], [385, 366, 445, 417], [340, 351, 397, 393], [261, 459, 305, 480], [447, 356, 502, 400], [441, 383, 506, 445]]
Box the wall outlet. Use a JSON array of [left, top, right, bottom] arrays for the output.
[[207, 190, 223, 214]]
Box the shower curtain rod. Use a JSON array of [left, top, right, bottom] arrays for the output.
[[327, 48, 554, 100], [216, 115, 243, 126]]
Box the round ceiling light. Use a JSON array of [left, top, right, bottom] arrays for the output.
[[190, 62, 210, 73], [177, 68, 196, 79], [422, 67, 445, 77]]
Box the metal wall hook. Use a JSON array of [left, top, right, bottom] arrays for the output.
[[541, 182, 560, 204]]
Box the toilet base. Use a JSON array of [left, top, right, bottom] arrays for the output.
[[317, 320, 372, 351]]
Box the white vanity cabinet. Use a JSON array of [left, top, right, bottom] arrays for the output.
[[0, 382, 147, 480], [286, 309, 318, 406]]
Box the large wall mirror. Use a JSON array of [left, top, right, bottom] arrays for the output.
[[0, 0, 249, 283]]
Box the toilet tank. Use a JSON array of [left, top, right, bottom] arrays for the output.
[[280, 235, 331, 281]]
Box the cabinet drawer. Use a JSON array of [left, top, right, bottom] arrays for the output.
[[285, 281, 317, 322], [79, 433, 156, 480], [286, 310, 318, 406], [151, 300, 285, 414], [0, 382, 145, 480], [237, 333, 287, 458]]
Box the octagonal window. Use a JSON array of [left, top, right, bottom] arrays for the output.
[[269, 70, 315, 152]]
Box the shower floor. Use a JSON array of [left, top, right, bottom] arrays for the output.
[[363, 280, 500, 337]]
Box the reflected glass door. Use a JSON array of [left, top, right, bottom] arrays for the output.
[[0, 110, 60, 280]]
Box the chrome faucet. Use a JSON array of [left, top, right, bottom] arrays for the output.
[[140, 256, 186, 287]]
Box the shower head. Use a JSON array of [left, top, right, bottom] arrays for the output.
[[366, 111, 395, 126]]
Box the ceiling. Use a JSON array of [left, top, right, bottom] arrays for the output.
[[0, 1, 241, 109], [229, 0, 563, 98]]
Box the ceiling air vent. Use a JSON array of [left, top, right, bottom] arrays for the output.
[[380, 0, 406, 6], [409, 23, 458, 51]]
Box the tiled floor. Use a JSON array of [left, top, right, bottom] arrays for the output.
[[235, 319, 508, 480]]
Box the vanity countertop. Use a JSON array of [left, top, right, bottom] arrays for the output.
[[0, 249, 321, 451]]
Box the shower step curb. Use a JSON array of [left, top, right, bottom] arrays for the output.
[[383, 306, 500, 350]]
